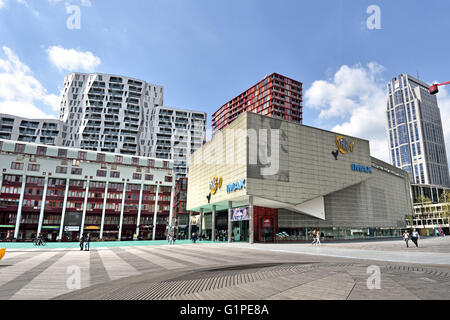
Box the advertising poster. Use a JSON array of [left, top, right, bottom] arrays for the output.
[[190, 215, 201, 226], [231, 207, 249, 221]]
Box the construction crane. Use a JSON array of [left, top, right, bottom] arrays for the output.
[[429, 81, 450, 95]]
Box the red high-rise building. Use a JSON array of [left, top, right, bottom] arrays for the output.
[[212, 73, 303, 134]]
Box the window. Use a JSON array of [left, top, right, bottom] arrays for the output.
[[78, 151, 87, 160], [71, 168, 82, 175], [97, 153, 105, 162], [56, 166, 67, 174], [409, 123, 414, 142], [414, 123, 419, 141], [110, 171, 120, 178], [419, 164, 425, 183], [394, 90, 403, 105], [399, 145, 411, 165], [37, 146, 47, 156], [163, 161, 169, 168], [132, 157, 139, 165], [11, 162, 24, 170], [395, 148, 401, 167], [417, 143, 421, 155], [148, 159, 155, 167], [145, 174, 153, 181], [96, 170, 107, 177], [133, 173, 142, 180], [393, 129, 398, 147], [165, 176, 172, 182], [15, 143, 25, 153], [28, 164, 40, 172], [115, 155, 123, 163], [58, 149, 68, 157], [397, 125, 408, 145], [395, 105, 406, 125]]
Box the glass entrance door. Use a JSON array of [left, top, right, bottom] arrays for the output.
[[232, 220, 249, 242]]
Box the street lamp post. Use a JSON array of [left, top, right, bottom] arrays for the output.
[[429, 81, 450, 95]]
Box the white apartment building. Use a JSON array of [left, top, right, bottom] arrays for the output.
[[58, 73, 206, 180], [148, 106, 206, 179], [59, 73, 164, 156], [0, 114, 66, 146], [385, 74, 450, 187]]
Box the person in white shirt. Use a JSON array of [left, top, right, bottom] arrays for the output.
[[403, 230, 410, 248], [411, 228, 420, 247]]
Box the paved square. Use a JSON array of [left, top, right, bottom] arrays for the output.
[[1, 237, 449, 300]]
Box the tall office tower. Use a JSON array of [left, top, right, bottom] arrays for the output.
[[148, 106, 206, 179], [212, 73, 302, 135], [59, 73, 164, 155], [0, 114, 66, 146], [385, 74, 450, 187]]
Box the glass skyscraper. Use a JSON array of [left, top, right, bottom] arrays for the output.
[[385, 74, 450, 187]]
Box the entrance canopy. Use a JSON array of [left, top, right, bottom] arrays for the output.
[[189, 194, 326, 220]]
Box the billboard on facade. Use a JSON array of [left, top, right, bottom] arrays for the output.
[[190, 215, 201, 226], [231, 207, 249, 221]]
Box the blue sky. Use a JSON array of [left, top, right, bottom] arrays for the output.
[[0, 0, 449, 162]]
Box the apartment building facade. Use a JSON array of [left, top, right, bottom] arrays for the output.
[[59, 73, 164, 156], [0, 139, 175, 242], [148, 106, 206, 179], [0, 114, 66, 146], [212, 73, 302, 135]]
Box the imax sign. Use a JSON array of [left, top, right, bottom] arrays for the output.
[[227, 179, 246, 193], [352, 164, 372, 174]]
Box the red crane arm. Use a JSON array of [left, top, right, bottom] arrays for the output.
[[436, 81, 450, 87], [429, 81, 450, 95]]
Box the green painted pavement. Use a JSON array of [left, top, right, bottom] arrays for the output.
[[0, 240, 213, 249]]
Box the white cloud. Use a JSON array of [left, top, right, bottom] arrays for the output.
[[305, 63, 450, 169], [305, 62, 389, 162], [0, 46, 58, 119], [47, 46, 101, 72], [0, 0, 5, 9], [48, 0, 91, 7]]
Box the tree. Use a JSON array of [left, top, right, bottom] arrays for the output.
[[439, 190, 450, 204], [415, 195, 432, 205]]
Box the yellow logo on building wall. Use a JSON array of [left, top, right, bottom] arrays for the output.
[[336, 136, 354, 154], [209, 175, 223, 195]]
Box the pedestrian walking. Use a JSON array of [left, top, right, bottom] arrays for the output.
[[173, 235, 176, 245], [315, 231, 321, 245], [85, 233, 91, 251], [411, 228, 420, 247], [403, 230, 410, 248], [79, 235, 84, 251], [311, 229, 317, 245]]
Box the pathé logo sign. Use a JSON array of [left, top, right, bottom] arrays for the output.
[[336, 135, 354, 154], [208, 175, 222, 195]]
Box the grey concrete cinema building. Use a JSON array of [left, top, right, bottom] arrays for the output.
[[187, 112, 412, 242]]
